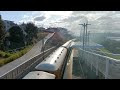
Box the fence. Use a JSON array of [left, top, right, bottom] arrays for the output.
[[7, 46, 26, 53], [79, 48, 120, 79]]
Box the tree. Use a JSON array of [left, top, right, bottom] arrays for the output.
[[9, 26, 24, 48], [25, 22, 38, 44], [0, 15, 5, 50]]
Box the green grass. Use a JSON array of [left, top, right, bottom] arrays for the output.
[[99, 48, 111, 53], [0, 45, 32, 67], [99, 48, 120, 60]]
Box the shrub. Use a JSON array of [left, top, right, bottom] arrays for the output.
[[0, 51, 5, 57], [0, 59, 4, 67]]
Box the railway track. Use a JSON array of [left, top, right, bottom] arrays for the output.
[[23, 39, 75, 79]]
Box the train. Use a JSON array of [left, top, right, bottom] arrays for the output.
[[23, 39, 75, 79]]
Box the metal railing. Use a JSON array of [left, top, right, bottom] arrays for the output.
[[79, 48, 120, 79]]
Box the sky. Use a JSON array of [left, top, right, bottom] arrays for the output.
[[0, 11, 120, 36]]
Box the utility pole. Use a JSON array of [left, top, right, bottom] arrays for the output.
[[79, 19, 91, 50], [85, 22, 91, 49], [80, 26, 83, 42], [88, 31, 90, 50], [79, 23, 86, 50]]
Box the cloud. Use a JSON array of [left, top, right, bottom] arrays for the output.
[[62, 16, 84, 22], [34, 16, 46, 21], [18, 11, 120, 35], [23, 15, 30, 19], [71, 11, 120, 33]]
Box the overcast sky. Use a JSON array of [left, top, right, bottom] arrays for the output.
[[0, 11, 120, 36]]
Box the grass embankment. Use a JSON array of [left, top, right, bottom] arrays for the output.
[[99, 48, 120, 60], [0, 45, 32, 67]]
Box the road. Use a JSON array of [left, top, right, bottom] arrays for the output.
[[0, 33, 55, 77]]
